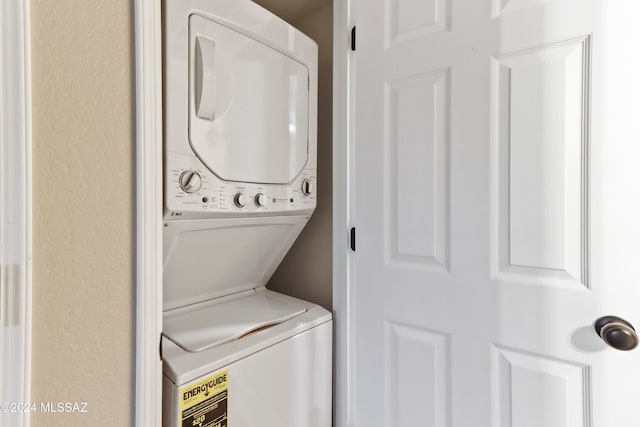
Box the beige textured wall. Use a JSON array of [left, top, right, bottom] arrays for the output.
[[268, 2, 334, 310], [30, 1, 135, 426]]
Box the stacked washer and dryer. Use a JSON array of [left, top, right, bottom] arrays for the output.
[[161, 1, 332, 426]]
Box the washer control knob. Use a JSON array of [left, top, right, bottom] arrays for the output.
[[234, 193, 248, 208], [301, 179, 313, 196], [255, 193, 267, 207], [179, 170, 202, 194]]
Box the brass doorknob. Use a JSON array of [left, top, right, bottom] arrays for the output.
[[594, 316, 639, 351]]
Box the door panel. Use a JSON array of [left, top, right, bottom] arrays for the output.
[[492, 347, 590, 427], [385, 69, 450, 272], [493, 37, 588, 285], [352, 0, 640, 426], [386, 322, 450, 427]]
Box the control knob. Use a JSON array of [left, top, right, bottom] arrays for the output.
[[255, 193, 267, 207], [234, 193, 248, 208], [179, 170, 202, 194], [301, 179, 313, 196]]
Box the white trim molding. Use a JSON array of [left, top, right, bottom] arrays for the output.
[[333, 0, 354, 426], [134, 0, 163, 425], [0, 1, 32, 426]]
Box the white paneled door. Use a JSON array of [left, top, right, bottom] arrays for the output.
[[351, 0, 640, 426]]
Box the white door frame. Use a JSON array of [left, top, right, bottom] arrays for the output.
[[134, 0, 163, 425], [0, 0, 32, 426], [333, 0, 354, 426]]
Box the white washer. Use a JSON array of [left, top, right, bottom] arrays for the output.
[[162, 288, 332, 427], [162, 1, 331, 426]]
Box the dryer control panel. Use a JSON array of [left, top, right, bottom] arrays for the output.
[[165, 152, 316, 219]]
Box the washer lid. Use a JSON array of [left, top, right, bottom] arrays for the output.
[[189, 14, 310, 185], [163, 290, 307, 353]]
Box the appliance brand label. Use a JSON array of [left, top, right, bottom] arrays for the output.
[[180, 370, 228, 427]]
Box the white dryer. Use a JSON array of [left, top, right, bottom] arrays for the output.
[[161, 1, 331, 426]]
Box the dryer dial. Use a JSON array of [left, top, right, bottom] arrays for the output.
[[234, 193, 248, 208], [255, 193, 267, 207], [179, 170, 202, 193], [301, 179, 313, 196]]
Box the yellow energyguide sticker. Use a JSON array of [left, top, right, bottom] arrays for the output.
[[180, 370, 228, 427]]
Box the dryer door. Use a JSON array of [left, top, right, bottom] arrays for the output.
[[188, 14, 309, 185]]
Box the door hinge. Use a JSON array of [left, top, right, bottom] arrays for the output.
[[350, 26, 356, 51], [350, 227, 356, 252]]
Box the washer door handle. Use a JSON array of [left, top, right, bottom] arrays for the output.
[[594, 315, 639, 351]]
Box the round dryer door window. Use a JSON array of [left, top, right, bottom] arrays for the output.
[[188, 14, 310, 185]]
